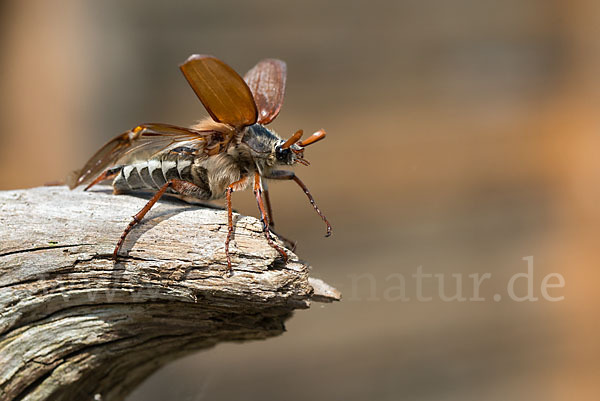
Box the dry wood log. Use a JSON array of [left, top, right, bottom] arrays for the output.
[[0, 186, 340, 401]]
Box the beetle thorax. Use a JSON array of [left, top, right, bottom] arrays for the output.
[[239, 124, 282, 168], [242, 124, 282, 152]]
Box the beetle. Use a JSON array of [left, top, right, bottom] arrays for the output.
[[68, 55, 331, 272]]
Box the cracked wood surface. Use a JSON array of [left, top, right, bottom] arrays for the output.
[[0, 186, 340, 401]]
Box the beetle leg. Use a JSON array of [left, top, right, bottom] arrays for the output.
[[254, 172, 288, 263], [260, 177, 297, 251], [225, 176, 249, 272], [114, 179, 204, 259], [261, 177, 275, 228], [264, 170, 332, 237]]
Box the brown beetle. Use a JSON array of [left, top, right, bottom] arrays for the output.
[[68, 55, 331, 272]]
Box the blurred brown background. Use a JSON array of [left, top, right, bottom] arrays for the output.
[[1, 0, 599, 400]]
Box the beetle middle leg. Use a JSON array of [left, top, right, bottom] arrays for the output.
[[114, 179, 205, 259], [225, 175, 249, 272]]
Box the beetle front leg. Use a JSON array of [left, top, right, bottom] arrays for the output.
[[254, 172, 288, 263], [264, 170, 332, 237], [260, 177, 297, 251]]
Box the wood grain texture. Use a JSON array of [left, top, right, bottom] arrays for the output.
[[0, 186, 339, 401]]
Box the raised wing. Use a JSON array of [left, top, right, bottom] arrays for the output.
[[244, 59, 287, 125], [180, 55, 258, 127], [67, 123, 220, 189]]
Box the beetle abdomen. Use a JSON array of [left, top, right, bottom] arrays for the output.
[[113, 155, 212, 200]]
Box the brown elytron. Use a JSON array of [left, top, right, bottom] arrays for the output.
[[68, 55, 331, 272]]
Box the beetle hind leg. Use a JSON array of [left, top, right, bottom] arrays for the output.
[[114, 179, 206, 259]]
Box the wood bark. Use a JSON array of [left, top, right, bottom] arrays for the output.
[[0, 186, 339, 401]]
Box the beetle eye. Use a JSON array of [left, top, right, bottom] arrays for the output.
[[275, 145, 291, 162]]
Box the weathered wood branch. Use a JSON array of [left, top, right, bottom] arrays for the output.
[[0, 186, 339, 401]]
